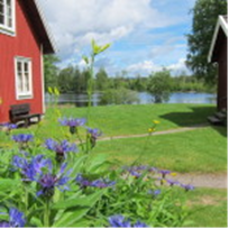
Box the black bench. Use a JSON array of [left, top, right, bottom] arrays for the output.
[[9, 103, 41, 127]]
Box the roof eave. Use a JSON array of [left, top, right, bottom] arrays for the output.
[[208, 15, 228, 63], [33, 0, 57, 54]]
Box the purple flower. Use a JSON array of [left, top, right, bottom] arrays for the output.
[[108, 215, 148, 228], [159, 169, 171, 178], [108, 215, 131, 227], [148, 189, 161, 197], [2, 123, 17, 135], [86, 127, 102, 148], [76, 174, 115, 189], [134, 221, 148, 227], [59, 117, 86, 134], [180, 184, 195, 191], [37, 162, 71, 197], [166, 179, 180, 187], [12, 154, 51, 182], [12, 134, 33, 143], [44, 139, 78, 162], [0, 208, 26, 227]]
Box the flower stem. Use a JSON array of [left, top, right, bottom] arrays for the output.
[[44, 199, 50, 227]]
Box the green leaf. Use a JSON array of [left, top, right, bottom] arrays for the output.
[[82, 55, 89, 64], [48, 87, 53, 94], [0, 178, 21, 192], [52, 189, 106, 210], [100, 43, 111, 53]]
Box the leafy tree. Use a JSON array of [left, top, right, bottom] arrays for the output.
[[43, 55, 59, 92], [186, 0, 227, 84], [95, 68, 110, 91], [147, 69, 172, 103]]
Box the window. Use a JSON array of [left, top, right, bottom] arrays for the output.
[[15, 57, 33, 99], [0, 0, 15, 34]]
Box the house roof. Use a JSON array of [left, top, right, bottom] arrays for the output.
[[20, 0, 56, 54], [208, 15, 228, 63]]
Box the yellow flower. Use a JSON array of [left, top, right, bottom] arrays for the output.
[[171, 172, 177, 177], [148, 128, 154, 133], [153, 120, 160, 124]]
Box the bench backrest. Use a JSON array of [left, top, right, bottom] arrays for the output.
[[10, 103, 30, 116]]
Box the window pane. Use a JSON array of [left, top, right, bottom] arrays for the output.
[[0, 0, 4, 25], [17, 62, 22, 73], [18, 73, 23, 93], [6, 0, 12, 27]]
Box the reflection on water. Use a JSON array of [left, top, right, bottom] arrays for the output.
[[45, 92, 216, 107]]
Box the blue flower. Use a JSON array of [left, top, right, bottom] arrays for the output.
[[0, 208, 26, 227], [44, 139, 78, 162], [59, 117, 86, 134], [86, 127, 102, 148], [2, 123, 17, 135], [134, 221, 148, 228], [76, 174, 115, 189], [158, 169, 171, 178], [166, 179, 180, 187], [37, 162, 71, 197], [12, 154, 51, 182], [108, 215, 131, 227], [180, 184, 195, 191], [108, 215, 148, 228], [12, 134, 33, 143]]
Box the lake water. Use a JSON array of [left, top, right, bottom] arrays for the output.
[[45, 92, 216, 107]]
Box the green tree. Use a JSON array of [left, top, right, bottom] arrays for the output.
[[186, 0, 227, 84], [95, 68, 109, 91], [147, 69, 172, 103], [43, 55, 59, 91]]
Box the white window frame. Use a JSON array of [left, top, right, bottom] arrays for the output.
[[15, 57, 33, 100], [0, 0, 15, 36]]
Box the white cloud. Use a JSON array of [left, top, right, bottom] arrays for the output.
[[126, 58, 190, 76], [39, 0, 179, 59]]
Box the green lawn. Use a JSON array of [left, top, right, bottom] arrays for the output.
[[187, 188, 227, 227], [93, 126, 227, 173]]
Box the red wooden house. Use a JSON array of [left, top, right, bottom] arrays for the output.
[[208, 15, 228, 111], [0, 0, 55, 124]]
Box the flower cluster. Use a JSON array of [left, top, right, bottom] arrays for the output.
[[1, 123, 17, 135], [12, 154, 71, 198], [12, 134, 33, 149], [59, 117, 86, 134], [76, 173, 115, 189], [44, 138, 78, 162], [0, 208, 26, 227], [86, 127, 102, 148], [108, 215, 148, 228]]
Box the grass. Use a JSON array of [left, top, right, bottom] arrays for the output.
[[186, 188, 227, 227], [93, 126, 227, 173]]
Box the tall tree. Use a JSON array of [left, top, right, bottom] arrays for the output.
[[186, 0, 227, 84], [43, 55, 59, 91]]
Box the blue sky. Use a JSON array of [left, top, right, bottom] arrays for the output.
[[39, 0, 196, 76]]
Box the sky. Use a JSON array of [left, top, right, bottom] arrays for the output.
[[39, 0, 196, 77]]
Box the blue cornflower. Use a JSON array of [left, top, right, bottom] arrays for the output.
[[37, 162, 71, 197], [108, 215, 131, 227], [180, 183, 195, 191], [134, 221, 149, 227], [86, 127, 102, 148], [12, 134, 33, 149], [12, 154, 51, 182], [2, 123, 17, 135], [0, 208, 26, 227], [148, 189, 161, 197], [76, 174, 115, 189], [44, 139, 78, 162], [108, 215, 148, 228], [166, 179, 180, 187], [59, 117, 86, 134], [158, 169, 171, 178], [12, 134, 33, 143]]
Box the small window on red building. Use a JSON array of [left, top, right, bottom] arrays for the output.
[[0, 0, 15, 35], [15, 57, 33, 100]]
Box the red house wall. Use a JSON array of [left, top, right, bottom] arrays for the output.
[[0, 0, 43, 123]]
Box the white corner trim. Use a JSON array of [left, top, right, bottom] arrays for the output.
[[33, 0, 58, 53], [208, 15, 228, 63], [40, 45, 46, 114]]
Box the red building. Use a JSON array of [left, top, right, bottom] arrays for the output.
[[208, 15, 228, 111], [0, 0, 55, 124]]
